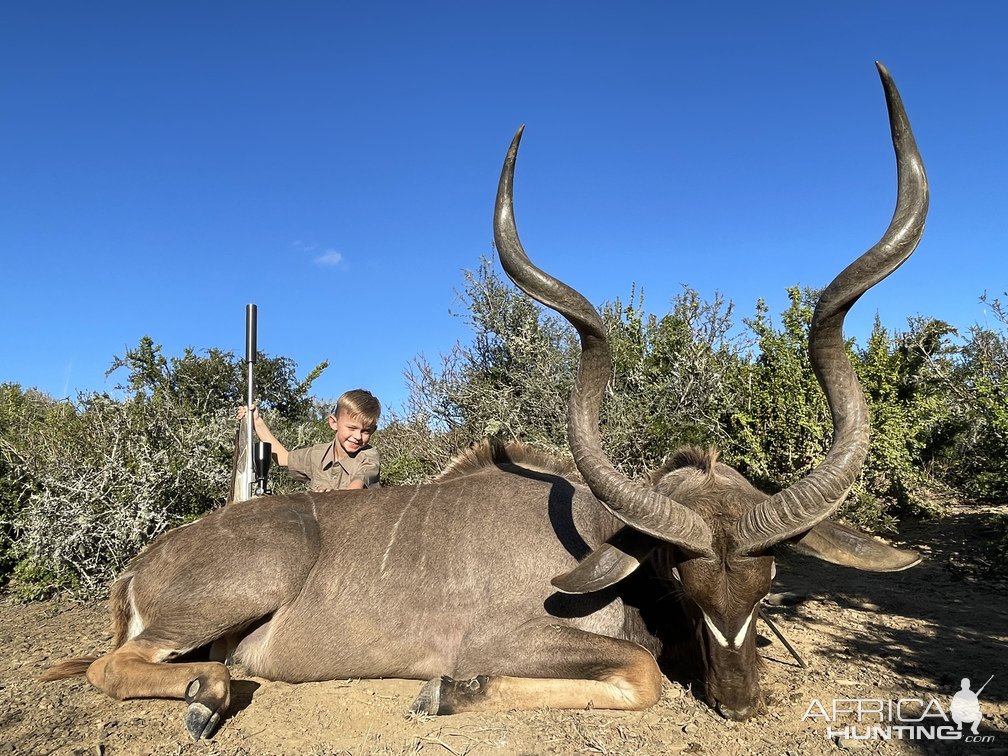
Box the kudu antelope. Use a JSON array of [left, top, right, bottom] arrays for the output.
[[43, 62, 926, 738]]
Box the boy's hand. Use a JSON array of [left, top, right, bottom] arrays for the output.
[[236, 409, 287, 467], [236, 405, 258, 422]]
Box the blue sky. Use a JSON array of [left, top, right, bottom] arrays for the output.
[[2, 3, 1005, 416]]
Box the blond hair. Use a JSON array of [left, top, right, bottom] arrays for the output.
[[334, 389, 381, 427]]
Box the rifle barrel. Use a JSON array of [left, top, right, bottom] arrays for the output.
[[244, 304, 257, 497]]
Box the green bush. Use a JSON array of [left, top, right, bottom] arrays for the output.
[[0, 339, 326, 599], [398, 263, 1004, 538], [723, 289, 831, 492], [3, 266, 1004, 601]]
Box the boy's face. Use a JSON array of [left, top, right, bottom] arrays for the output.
[[328, 411, 375, 456]]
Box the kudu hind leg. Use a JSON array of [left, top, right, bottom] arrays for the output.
[[412, 622, 662, 714], [86, 639, 230, 740]]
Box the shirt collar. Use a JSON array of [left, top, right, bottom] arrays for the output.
[[322, 440, 362, 474]]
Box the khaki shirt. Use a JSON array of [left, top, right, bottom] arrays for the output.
[[287, 441, 381, 491]]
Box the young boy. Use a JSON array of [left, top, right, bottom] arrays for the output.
[[239, 389, 381, 491]]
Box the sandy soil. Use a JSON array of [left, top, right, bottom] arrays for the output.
[[2, 503, 1006, 756]]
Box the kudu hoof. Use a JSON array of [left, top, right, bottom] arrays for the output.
[[183, 676, 225, 740], [409, 675, 490, 716]]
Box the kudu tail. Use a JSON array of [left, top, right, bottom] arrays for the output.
[[39, 657, 96, 681], [41, 574, 135, 682]]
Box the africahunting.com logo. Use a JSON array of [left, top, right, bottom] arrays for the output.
[[802, 675, 995, 743]]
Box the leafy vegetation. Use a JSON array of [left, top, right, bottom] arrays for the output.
[[384, 267, 1005, 562], [1, 265, 1004, 600], [0, 340, 326, 599]]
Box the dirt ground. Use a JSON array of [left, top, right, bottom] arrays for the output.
[[2, 503, 1006, 756]]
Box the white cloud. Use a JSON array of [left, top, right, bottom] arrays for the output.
[[313, 249, 343, 266], [292, 240, 344, 266]]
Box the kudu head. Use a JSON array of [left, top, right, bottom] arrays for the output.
[[492, 63, 928, 720]]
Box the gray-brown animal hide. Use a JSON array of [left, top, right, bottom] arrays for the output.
[[123, 443, 635, 682]]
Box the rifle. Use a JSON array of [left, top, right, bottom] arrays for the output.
[[244, 303, 256, 495], [976, 675, 994, 696], [228, 304, 271, 502]]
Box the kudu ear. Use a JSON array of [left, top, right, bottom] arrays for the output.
[[789, 519, 921, 572], [551, 528, 658, 594]]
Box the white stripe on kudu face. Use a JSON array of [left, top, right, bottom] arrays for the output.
[[733, 610, 754, 648], [687, 559, 770, 650], [702, 612, 730, 648], [702, 609, 755, 650]]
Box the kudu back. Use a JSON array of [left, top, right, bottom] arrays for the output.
[[42, 62, 927, 738]]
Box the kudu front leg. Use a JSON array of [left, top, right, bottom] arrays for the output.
[[86, 639, 230, 740], [411, 621, 662, 715]]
